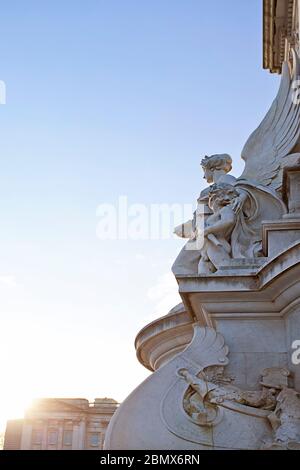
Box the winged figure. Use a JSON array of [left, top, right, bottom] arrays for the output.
[[173, 49, 300, 275]]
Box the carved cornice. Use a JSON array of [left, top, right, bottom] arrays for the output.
[[176, 241, 300, 327], [263, 0, 296, 73], [135, 241, 300, 372], [136, 240, 300, 371]]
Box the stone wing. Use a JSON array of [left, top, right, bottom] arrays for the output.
[[239, 49, 300, 190], [181, 325, 229, 370]]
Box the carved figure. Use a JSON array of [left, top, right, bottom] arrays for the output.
[[173, 51, 300, 275], [197, 183, 238, 274], [267, 387, 300, 449], [179, 366, 278, 427], [179, 360, 300, 451]]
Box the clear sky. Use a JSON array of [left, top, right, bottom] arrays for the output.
[[0, 0, 279, 430]]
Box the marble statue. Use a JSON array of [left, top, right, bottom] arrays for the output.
[[173, 153, 286, 273], [104, 37, 300, 450], [174, 154, 235, 240], [173, 51, 300, 275], [197, 183, 238, 274], [200, 155, 286, 260]]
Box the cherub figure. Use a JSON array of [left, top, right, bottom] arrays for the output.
[[172, 153, 286, 276], [197, 183, 238, 274], [174, 154, 238, 241]]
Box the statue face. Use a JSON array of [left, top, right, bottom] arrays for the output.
[[208, 184, 239, 210], [201, 154, 232, 184], [209, 192, 228, 210]]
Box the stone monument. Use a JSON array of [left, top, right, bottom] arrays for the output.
[[105, 1, 300, 450]]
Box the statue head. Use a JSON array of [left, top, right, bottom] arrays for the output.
[[208, 183, 238, 211], [201, 154, 232, 183]]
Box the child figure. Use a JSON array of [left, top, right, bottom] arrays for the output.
[[197, 183, 239, 274]]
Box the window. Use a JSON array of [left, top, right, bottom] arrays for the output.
[[32, 430, 43, 445], [63, 430, 73, 446], [89, 433, 100, 447], [48, 430, 58, 445]]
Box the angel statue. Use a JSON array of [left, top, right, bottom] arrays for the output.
[[173, 49, 300, 275]]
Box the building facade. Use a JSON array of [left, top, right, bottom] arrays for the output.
[[263, 0, 300, 72], [4, 397, 118, 450]]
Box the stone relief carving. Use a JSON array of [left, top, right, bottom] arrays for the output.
[[179, 363, 300, 450], [173, 49, 300, 275], [264, 387, 300, 450], [180, 366, 235, 427]]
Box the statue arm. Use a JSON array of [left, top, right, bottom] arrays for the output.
[[179, 369, 212, 399], [204, 208, 236, 237]]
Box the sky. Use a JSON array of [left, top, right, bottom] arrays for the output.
[[0, 0, 280, 431]]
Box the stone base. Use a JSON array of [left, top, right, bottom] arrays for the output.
[[217, 258, 268, 275], [262, 219, 300, 257], [105, 242, 300, 450]]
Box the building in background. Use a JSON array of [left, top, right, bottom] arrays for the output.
[[263, 0, 300, 73], [3, 397, 118, 450], [0, 432, 4, 450]]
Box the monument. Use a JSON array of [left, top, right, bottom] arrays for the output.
[[105, 0, 300, 450]]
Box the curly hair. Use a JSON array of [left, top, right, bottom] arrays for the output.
[[201, 154, 232, 173], [208, 183, 239, 207]]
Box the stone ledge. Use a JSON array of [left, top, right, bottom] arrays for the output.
[[135, 304, 193, 371], [175, 241, 300, 325], [262, 218, 300, 256]]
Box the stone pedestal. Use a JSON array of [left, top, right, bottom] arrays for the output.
[[283, 165, 300, 218], [105, 242, 300, 450], [262, 219, 300, 257], [262, 162, 300, 258]]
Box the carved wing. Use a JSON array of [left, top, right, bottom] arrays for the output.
[[239, 49, 300, 189], [181, 325, 229, 371], [161, 325, 229, 444]]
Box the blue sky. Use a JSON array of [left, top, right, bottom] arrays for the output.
[[0, 0, 279, 429]]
